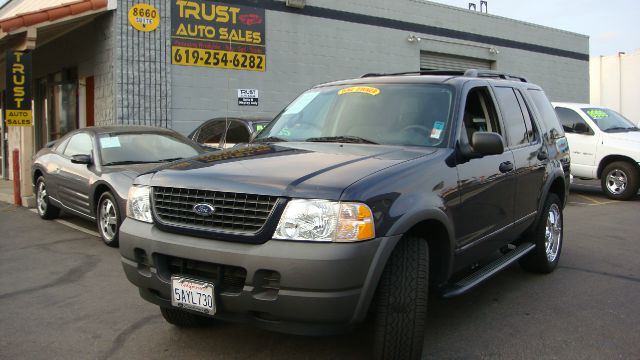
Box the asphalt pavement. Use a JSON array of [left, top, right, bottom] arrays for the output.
[[0, 183, 639, 359]]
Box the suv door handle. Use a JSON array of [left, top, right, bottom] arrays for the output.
[[499, 161, 513, 173]]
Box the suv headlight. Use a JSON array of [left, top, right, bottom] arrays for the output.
[[274, 199, 375, 242], [126, 185, 153, 223]]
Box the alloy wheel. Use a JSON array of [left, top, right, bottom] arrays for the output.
[[99, 198, 118, 241], [606, 169, 627, 195], [545, 203, 562, 262]]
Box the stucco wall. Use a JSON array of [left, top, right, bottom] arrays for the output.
[[162, 0, 589, 135]]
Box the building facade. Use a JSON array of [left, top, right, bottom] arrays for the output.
[[590, 49, 640, 125], [0, 0, 589, 202]]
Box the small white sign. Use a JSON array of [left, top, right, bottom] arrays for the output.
[[238, 89, 259, 106]]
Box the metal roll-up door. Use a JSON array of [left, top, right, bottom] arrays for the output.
[[420, 51, 492, 71]]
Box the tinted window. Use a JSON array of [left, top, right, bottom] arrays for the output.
[[195, 120, 225, 146], [555, 107, 590, 133], [99, 133, 199, 165], [528, 89, 565, 139], [223, 120, 251, 148], [462, 86, 503, 145], [494, 87, 527, 147], [514, 89, 538, 143], [63, 133, 93, 157]]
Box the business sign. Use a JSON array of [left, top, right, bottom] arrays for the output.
[[5, 51, 32, 126], [237, 89, 258, 106], [128, 3, 160, 32], [171, 1, 266, 71]]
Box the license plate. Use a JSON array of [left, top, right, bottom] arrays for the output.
[[171, 276, 216, 315]]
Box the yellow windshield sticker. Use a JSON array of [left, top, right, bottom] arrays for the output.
[[338, 86, 381, 96]]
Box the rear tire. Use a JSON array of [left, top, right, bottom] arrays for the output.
[[373, 236, 429, 360], [160, 307, 210, 327], [601, 161, 639, 200], [35, 176, 60, 220], [519, 193, 563, 273]]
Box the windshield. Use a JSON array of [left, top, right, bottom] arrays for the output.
[[255, 84, 454, 147], [99, 133, 200, 165], [582, 108, 638, 132]]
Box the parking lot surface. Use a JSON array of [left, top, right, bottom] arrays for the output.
[[1, 182, 639, 359]]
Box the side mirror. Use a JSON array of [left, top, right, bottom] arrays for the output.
[[471, 132, 504, 156], [573, 122, 591, 134], [71, 154, 92, 165]]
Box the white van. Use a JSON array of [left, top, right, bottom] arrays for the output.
[[553, 103, 640, 200]]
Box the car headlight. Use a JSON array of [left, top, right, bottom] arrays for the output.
[[126, 185, 153, 223], [274, 199, 375, 242]]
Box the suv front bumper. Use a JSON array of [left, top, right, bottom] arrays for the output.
[[119, 219, 399, 335]]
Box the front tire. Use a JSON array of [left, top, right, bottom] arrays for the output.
[[160, 307, 209, 327], [35, 176, 60, 220], [373, 236, 429, 360], [601, 161, 639, 200], [519, 193, 563, 273], [97, 192, 120, 247]]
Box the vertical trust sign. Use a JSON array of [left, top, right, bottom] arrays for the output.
[[5, 51, 32, 126]]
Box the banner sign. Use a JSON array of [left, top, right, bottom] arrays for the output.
[[237, 89, 258, 106], [5, 51, 32, 126], [171, 1, 266, 72]]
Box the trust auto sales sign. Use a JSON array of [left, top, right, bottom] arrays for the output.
[[5, 51, 33, 126], [171, 1, 266, 71]]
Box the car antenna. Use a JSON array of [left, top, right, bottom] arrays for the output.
[[222, 36, 232, 149]]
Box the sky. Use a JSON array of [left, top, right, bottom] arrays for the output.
[[428, 0, 639, 56], [0, 0, 636, 56]]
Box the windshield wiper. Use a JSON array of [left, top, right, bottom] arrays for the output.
[[253, 136, 288, 143], [103, 160, 160, 166], [604, 126, 634, 132], [305, 136, 378, 144], [158, 157, 184, 162]]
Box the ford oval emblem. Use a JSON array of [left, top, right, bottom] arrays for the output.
[[193, 203, 216, 216]]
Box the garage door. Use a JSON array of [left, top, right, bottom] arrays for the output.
[[420, 51, 493, 71]]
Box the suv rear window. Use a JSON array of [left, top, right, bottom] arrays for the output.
[[527, 89, 565, 140], [257, 84, 454, 147]]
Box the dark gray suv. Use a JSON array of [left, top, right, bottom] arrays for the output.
[[120, 70, 570, 359]]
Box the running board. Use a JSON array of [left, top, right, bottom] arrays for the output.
[[442, 242, 536, 298]]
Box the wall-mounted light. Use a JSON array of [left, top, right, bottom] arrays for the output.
[[286, 0, 306, 9], [407, 34, 421, 43]]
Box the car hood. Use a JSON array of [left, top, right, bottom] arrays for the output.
[[604, 131, 640, 146], [148, 143, 438, 199], [102, 163, 164, 180]]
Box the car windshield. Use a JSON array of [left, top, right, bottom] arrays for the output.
[[582, 108, 638, 132], [99, 133, 200, 165], [255, 84, 454, 147]]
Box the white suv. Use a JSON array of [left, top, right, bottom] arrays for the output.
[[553, 102, 640, 200]]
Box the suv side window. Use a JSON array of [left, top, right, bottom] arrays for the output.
[[494, 87, 528, 147], [514, 89, 539, 143], [63, 133, 93, 157], [528, 89, 565, 140], [462, 86, 502, 143], [555, 107, 592, 134]]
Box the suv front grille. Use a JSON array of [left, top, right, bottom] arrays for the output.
[[152, 186, 278, 234]]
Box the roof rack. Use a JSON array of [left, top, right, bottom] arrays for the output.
[[360, 69, 528, 83]]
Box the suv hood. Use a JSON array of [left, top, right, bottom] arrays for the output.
[[148, 143, 437, 199]]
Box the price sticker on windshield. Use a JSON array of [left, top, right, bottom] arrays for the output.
[[338, 86, 381, 96], [586, 109, 608, 119]]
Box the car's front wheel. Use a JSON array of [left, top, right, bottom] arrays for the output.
[[97, 191, 120, 247], [373, 236, 429, 360], [35, 176, 60, 220], [601, 161, 639, 200]]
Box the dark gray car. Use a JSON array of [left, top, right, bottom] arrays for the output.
[[31, 126, 204, 246], [188, 117, 271, 149]]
